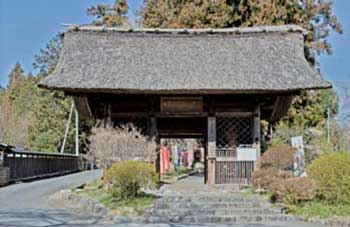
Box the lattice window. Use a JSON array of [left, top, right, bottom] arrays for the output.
[[113, 118, 149, 135], [216, 117, 253, 149]]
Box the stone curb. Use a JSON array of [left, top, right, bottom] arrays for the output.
[[307, 217, 350, 227], [56, 189, 108, 217]]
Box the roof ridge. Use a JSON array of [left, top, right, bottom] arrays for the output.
[[64, 24, 308, 35]]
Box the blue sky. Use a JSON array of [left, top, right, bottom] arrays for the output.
[[0, 0, 349, 90]]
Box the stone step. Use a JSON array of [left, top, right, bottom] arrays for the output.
[[181, 214, 299, 224], [146, 207, 282, 216], [152, 201, 268, 209], [158, 195, 262, 203], [136, 214, 299, 224]]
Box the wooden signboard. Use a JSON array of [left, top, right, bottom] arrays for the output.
[[160, 97, 203, 114]]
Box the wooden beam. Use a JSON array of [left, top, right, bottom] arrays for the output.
[[149, 117, 160, 177], [111, 112, 149, 118], [105, 104, 112, 128], [155, 112, 208, 118], [73, 96, 92, 119], [215, 112, 253, 117], [270, 96, 281, 121], [84, 97, 92, 117], [149, 117, 157, 139], [253, 105, 261, 170]]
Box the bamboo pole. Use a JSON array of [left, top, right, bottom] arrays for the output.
[[60, 103, 74, 154], [75, 105, 79, 156]]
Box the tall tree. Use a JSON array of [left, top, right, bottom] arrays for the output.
[[0, 63, 36, 146], [27, 36, 92, 153], [87, 0, 130, 27], [26, 36, 72, 152], [141, 0, 342, 65], [141, 0, 342, 131]]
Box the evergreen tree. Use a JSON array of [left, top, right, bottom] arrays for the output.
[[0, 85, 5, 105], [26, 36, 72, 152], [33, 36, 61, 74], [0, 63, 35, 146], [87, 0, 129, 27], [141, 0, 341, 130], [27, 36, 92, 153], [141, 0, 342, 65]]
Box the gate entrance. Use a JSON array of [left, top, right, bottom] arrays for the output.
[[157, 117, 207, 184], [159, 138, 206, 184]]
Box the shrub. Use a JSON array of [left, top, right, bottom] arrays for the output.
[[261, 144, 294, 171], [252, 168, 292, 190], [270, 177, 315, 207], [307, 152, 350, 204], [104, 161, 158, 198], [87, 125, 157, 169]]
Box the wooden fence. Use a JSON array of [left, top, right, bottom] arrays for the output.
[[215, 161, 254, 185], [2, 150, 79, 182]]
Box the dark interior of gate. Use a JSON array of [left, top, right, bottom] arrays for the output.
[[78, 93, 295, 185]]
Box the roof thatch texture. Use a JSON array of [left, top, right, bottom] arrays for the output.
[[39, 25, 330, 94]]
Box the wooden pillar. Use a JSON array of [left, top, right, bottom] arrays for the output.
[[150, 117, 160, 174], [104, 103, 112, 128], [253, 105, 261, 170], [207, 117, 216, 185]]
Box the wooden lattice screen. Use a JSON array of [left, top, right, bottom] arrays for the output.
[[215, 117, 254, 184], [216, 117, 253, 157]]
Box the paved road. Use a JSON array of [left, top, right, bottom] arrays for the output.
[[0, 171, 318, 227], [0, 170, 111, 227]]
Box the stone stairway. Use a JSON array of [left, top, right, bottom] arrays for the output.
[[137, 192, 299, 224]]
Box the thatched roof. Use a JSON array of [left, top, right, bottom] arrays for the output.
[[39, 25, 330, 94]]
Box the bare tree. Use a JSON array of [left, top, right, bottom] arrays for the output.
[[87, 125, 157, 170]]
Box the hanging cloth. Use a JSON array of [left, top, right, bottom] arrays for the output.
[[160, 146, 170, 174]]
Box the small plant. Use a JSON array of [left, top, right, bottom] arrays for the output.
[[104, 161, 158, 198], [252, 168, 292, 190], [270, 177, 315, 207], [261, 144, 294, 171], [307, 152, 350, 204]]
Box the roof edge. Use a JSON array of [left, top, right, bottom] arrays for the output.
[[38, 84, 332, 95], [62, 24, 308, 35]]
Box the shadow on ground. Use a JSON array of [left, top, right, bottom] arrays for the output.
[[0, 210, 107, 227]]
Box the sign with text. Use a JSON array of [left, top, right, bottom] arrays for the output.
[[237, 147, 257, 161], [291, 136, 305, 177]]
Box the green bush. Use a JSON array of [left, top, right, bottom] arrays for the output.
[[261, 144, 294, 171], [271, 177, 315, 207], [104, 161, 158, 198], [307, 152, 350, 204]]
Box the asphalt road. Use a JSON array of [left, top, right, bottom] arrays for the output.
[[0, 170, 110, 227], [0, 170, 318, 227]]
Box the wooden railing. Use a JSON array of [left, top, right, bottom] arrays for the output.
[[3, 150, 79, 182]]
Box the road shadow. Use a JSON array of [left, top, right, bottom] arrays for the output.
[[0, 209, 109, 227]]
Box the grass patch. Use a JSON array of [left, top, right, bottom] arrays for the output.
[[163, 167, 191, 177], [73, 180, 156, 216], [291, 201, 350, 219]]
